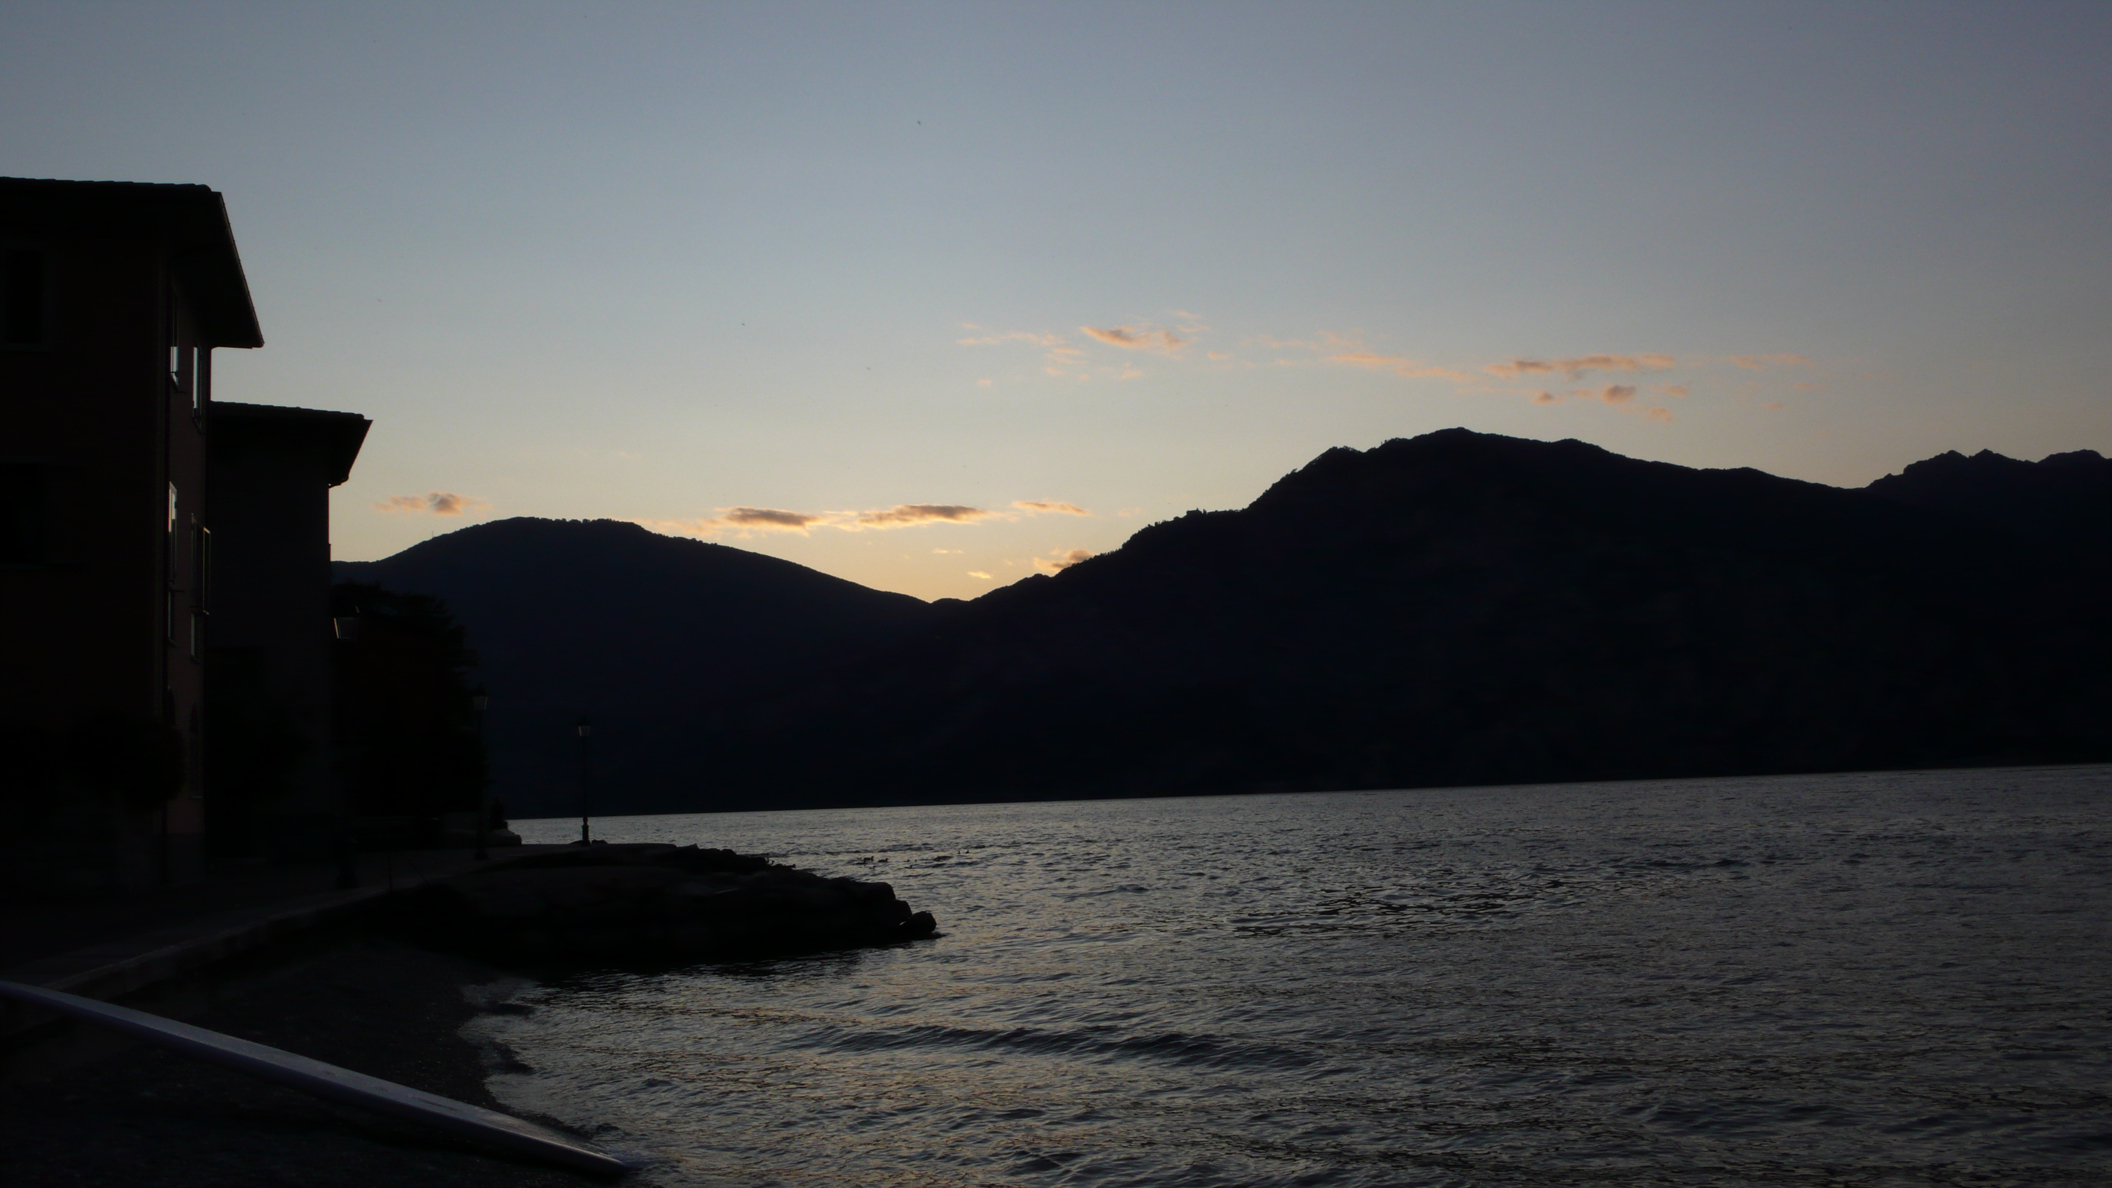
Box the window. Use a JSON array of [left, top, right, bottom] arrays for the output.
[[194, 525, 212, 611], [166, 294, 181, 381], [2, 248, 45, 347], [0, 463, 46, 565], [167, 483, 179, 586]]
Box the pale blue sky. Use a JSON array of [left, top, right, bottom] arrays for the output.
[[8, 1, 2107, 598]]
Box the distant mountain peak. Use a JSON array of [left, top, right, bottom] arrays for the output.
[[1866, 446, 2112, 544]]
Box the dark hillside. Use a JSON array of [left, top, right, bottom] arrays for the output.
[[1865, 447, 2112, 555], [334, 518, 933, 815], [678, 430, 2112, 811]]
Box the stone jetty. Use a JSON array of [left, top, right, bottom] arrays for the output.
[[394, 843, 937, 963]]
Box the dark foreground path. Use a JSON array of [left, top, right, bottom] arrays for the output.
[[0, 937, 615, 1188]]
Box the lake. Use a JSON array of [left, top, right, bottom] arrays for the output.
[[485, 765, 2112, 1186]]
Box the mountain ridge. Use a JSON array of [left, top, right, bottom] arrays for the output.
[[332, 515, 933, 812], [338, 431, 2112, 815]]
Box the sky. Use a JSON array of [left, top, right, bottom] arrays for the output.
[[7, 1, 2108, 600]]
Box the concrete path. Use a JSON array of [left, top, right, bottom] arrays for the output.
[[0, 846, 569, 1043]]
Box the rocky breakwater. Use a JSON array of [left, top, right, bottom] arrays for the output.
[[395, 843, 938, 963]]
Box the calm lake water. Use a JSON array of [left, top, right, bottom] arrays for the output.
[[487, 766, 2112, 1187]]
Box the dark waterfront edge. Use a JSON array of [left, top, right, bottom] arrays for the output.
[[0, 932, 610, 1188]]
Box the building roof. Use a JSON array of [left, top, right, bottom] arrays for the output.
[[0, 177, 264, 348], [212, 402, 372, 486]]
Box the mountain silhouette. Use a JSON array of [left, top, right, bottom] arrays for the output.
[[333, 517, 931, 814], [684, 430, 2111, 811], [341, 432, 2112, 816], [1865, 446, 2112, 554]]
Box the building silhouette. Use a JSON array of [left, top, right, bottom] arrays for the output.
[[206, 402, 370, 861], [1, 177, 367, 887]]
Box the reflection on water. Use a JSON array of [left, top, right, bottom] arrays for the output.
[[480, 766, 2112, 1186]]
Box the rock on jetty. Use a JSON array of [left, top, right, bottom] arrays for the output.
[[394, 843, 937, 963]]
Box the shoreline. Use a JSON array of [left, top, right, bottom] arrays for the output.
[[0, 930, 606, 1187]]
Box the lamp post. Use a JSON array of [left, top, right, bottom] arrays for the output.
[[471, 692, 490, 861], [575, 716, 593, 845]]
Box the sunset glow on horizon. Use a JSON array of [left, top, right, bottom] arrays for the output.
[[7, 1, 2106, 600]]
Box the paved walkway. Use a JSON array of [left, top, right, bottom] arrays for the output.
[[0, 847, 567, 1042]]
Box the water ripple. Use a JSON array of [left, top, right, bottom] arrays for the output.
[[477, 765, 2112, 1187]]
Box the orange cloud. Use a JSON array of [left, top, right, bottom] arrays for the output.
[[374, 492, 488, 516], [958, 326, 1082, 376], [1659, 384, 1690, 398], [1013, 500, 1091, 516], [1328, 352, 1477, 383], [851, 504, 993, 529], [724, 506, 824, 530], [1524, 386, 1669, 422], [639, 502, 995, 538], [1791, 381, 1818, 391], [1034, 548, 1095, 574], [1726, 353, 1813, 370], [1081, 324, 1184, 353], [1485, 353, 1675, 380]]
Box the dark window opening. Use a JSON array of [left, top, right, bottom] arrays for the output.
[[195, 524, 212, 611], [2, 249, 46, 347], [0, 463, 48, 565], [167, 482, 179, 583], [166, 293, 183, 384]]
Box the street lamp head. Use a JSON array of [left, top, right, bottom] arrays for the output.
[[576, 716, 593, 737], [471, 693, 489, 712]]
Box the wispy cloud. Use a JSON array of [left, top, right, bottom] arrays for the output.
[[374, 492, 489, 516], [850, 504, 993, 529], [1081, 324, 1185, 353], [1034, 548, 1096, 574], [635, 509, 820, 537], [1485, 353, 1675, 380], [722, 506, 826, 531], [1522, 385, 1671, 422], [1013, 500, 1091, 516], [640, 502, 1000, 539], [958, 324, 1081, 375], [1790, 381, 1818, 391], [1328, 352, 1476, 383], [962, 313, 1206, 379], [967, 571, 994, 580]]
